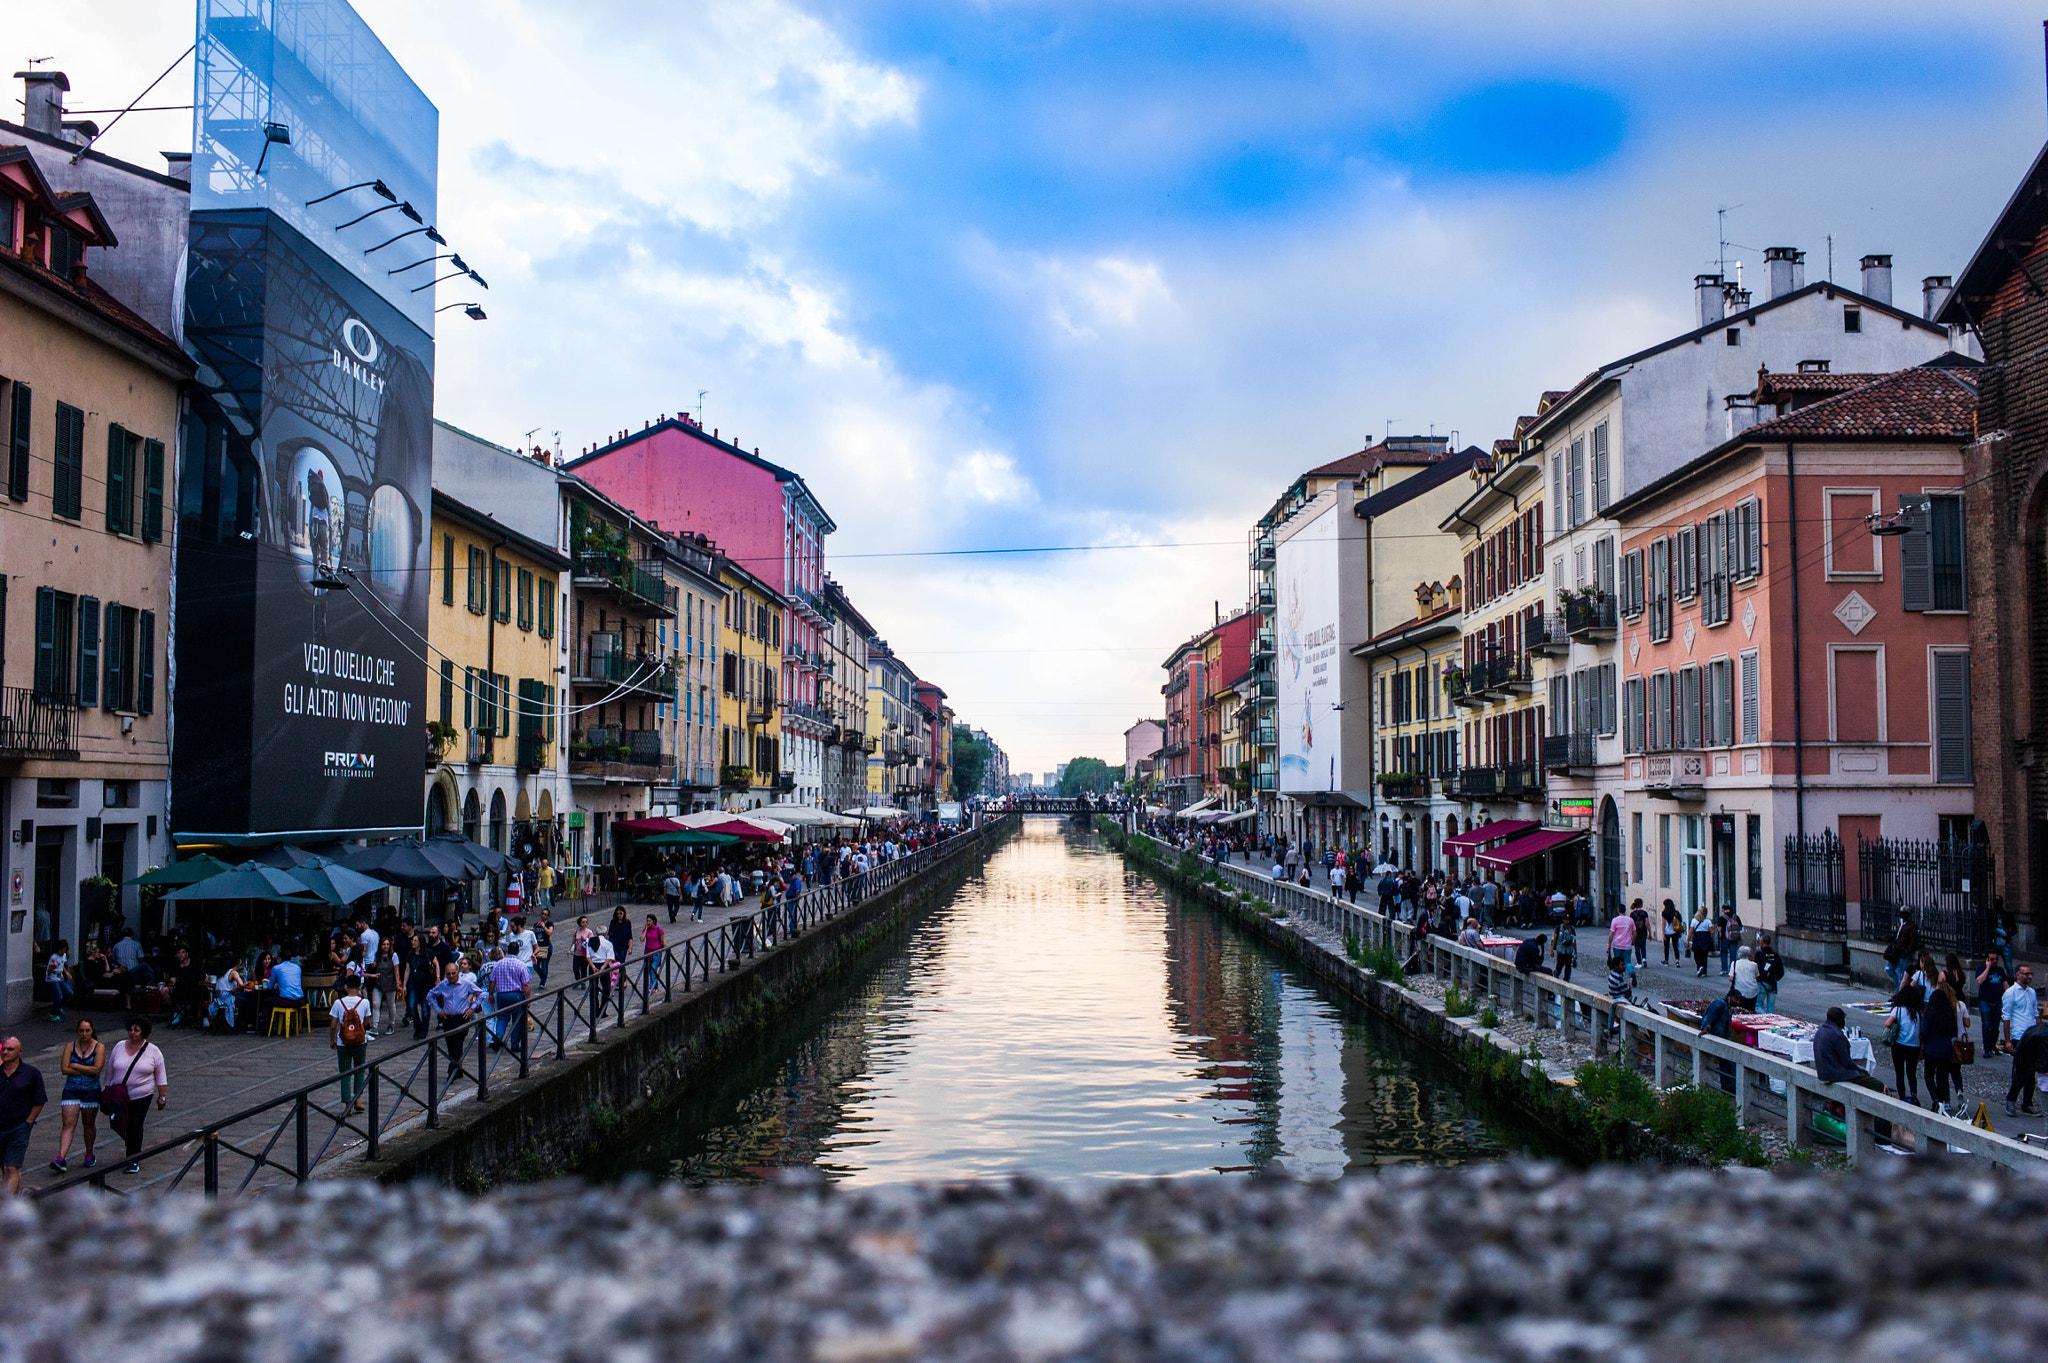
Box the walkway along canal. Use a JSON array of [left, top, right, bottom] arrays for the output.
[[594, 816, 1542, 1182]]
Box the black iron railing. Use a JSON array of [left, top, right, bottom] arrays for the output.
[[1542, 732, 1596, 771], [1783, 832, 1846, 935], [1565, 593, 1617, 636], [33, 816, 1015, 1201], [1859, 836, 1994, 956], [0, 686, 76, 759]]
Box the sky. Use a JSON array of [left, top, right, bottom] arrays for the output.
[[17, 1, 2048, 776]]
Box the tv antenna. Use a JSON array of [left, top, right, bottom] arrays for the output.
[[696, 390, 709, 422], [1717, 204, 1743, 278]]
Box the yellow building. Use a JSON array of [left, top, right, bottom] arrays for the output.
[[718, 557, 784, 810], [866, 641, 915, 801], [424, 425, 572, 868]]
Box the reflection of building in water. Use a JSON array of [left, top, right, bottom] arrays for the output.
[[1160, 894, 1284, 1170]]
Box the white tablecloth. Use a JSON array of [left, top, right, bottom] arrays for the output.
[[1756, 1027, 1874, 1074]]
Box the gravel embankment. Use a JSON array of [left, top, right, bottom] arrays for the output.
[[6, 1163, 2048, 1362]]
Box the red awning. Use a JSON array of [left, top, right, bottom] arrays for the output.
[[613, 817, 684, 835], [1441, 819, 1537, 855], [1476, 827, 1586, 869]]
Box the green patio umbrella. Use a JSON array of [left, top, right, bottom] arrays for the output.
[[163, 862, 329, 905], [636, 829, 741, 847], [127, 855, 234, 888]]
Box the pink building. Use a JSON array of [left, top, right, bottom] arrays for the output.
[[566, 416, 838, 805], [1608, 361, 1978, 975]]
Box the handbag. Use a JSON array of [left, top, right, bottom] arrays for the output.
[[1882, 1014, 1901, 1046], [102, 1044, 148, 1138], [1957, 1035, 1978, 1065]]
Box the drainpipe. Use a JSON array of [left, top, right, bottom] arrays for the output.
[[1786, 443, 1806, 843]]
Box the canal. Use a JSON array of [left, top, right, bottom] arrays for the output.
[[596, 817, 1541, 1183]]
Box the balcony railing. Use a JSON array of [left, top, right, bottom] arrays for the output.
[[1542, 732, 1597, 771], [0, 688, 77, 760], [574, 550, 675, 615], [1564, 592, 1618, 639], [577, 644, 674, 697], [1502, 764, 1543, 798], [1528, 613, 1569, 656], [1450, 767, 1497, 799], [1254, 631, 1275, 656], [1256, 585, 1275, 609], [1377, 773, 1427, 802], [1252, 535, 1275, 567]]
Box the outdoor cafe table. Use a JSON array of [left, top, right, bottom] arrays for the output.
[[1755, 1021, 1877, 1073], [1480, 936, 1523, 961]]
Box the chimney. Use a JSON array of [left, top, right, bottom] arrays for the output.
[[1724, 394, 1759, 438], [1923, 275, 1954, 321], [161, 151, 192, 184], [1695, 274, 1725, 328], [1765, 247, 1805, 300], [1859, 254, 1892, 306], [16, 70, 69, 138]]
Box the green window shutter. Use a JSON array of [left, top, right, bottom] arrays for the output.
[[8, 382, 30, 502], [105, 423, 129, 532], [463, 667, 475, 729], [442, 533, 454, 606], [141, 438, 164, 542], [439, 660, 454, 727], [76, 596, 100, 707], [33, 586, 55, 698], [103, 601, 125, 711], [137, 611, 154, 715], [1899, 494, 1932, 612], [53, 403, 83, 519], [1934, 652, 1972, 784]]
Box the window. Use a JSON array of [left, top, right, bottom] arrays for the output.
[[538, 583, 555, 639], [466, 546, 486, 614], [1659, 813, 1672, 888], [76, 596, 99, 707], [1726, 327, 1741, 347], [492, 559, 511, 623], [442, 534, 455, 606], [1844, 306, 1862, 333], [1675, 524, 1698, 600], [1623, 675, 1645, 752], [1649, 671, 1671, 752], [1594, 537, 1615, 598], [1648, 538, 1671, 642], [1598, 663, 1617, 736], [1705, 658, 1733, 747], [1825, 489, 1880, 577], [517, 567, 534, 631], [440, 660, 454, 727], [1678, 665, 1702, 749], [103, 780, 136, 809], [7, 381, 28, 502], [1620, 548, 1644, 617], [1933, 650, 1971, 783], [1746, 815, 1763, 900], [141, 438, 164, 543], [52, 402, 83, 520], [102, 602, 148, 712], [105, 423, 137, 534], [1591, 422, 1611, 513], [138, 610, 154, 715], [33, 587, 74, 702], [1701, 512, 1730, 626], [37, 779, 76, 809], [1568, 436, 1585, 528], [1903, 493, 1966, 611], [1632, 811, 1644, 883], [1551, 451, 1565, 534], [1739, 650, 1760, 744]]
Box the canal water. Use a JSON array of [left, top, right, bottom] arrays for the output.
[[596, 817, 1536, 1184]]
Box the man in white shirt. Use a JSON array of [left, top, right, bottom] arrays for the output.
[[584, 930, 617, 1018], [2002, 965, 2039, 1053], [355, 915, 380, 970], [508, 917, 537, 967]]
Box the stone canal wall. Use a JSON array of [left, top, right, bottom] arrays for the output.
[[368, 818, 1018, 1191]]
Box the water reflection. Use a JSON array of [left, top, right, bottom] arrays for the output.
[[596, 818, 1526, 1184]]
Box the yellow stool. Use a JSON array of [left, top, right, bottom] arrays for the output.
[[267, 1001, 311, 1037]]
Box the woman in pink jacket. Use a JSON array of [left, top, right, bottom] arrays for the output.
[[105, 1015, 168, 1175]]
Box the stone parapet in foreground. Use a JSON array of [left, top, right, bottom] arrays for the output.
[[6, 1163, 2045, 1361]]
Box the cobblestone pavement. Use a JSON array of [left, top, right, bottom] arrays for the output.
[[7, 893, 764, 1190], [7, 1162, 2045, 1362]]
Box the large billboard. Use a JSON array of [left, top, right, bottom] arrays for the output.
[[173, 0, 437, 841], [1276, 506, 1343, 795]]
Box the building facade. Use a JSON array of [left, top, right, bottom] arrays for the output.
[[820, 579, 873, 813], [717, 556, 784, 811]]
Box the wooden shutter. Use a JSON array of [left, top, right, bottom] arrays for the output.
[[53, 403, 83, 519], [33, 586, 55, 698], [1551, 453, 1565, 533], [440, 660, 454, 727], [442, 534, 455, 606], [8, 382, 29, 502], [76, 597, 99, 707], [1934, 651, 1971, 783], [1592, 422, 1610, 512], [103, 601, 126, 711], [137, 610, 154, 715], [1899, 493, 1932, 612], [1740, 651, 1760, 744], [141, 438, 164, 542], [1601, 664, 1617, 736], [105, 423, 129, 532]]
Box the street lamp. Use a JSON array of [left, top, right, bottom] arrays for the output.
[[305, 178, 395, 208], [388, 251, 467, 278], [333, 199, 421, 232], [364, 223, 446, 256], [253, 121, 291, 174], [434, 302, 487, 320], [410, 265, 487, 294]]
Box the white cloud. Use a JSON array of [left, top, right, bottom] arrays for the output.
[[944, 451, 1035, 506]]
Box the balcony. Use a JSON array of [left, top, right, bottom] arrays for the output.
[[720, 763, 754, 790], [1252, 535, 1275, 567], [774, 770, 797, 792], [1527, 613, 1569, 657], [1253, 723, 1276, 747], [467, 730, 494, 765], [574, 550, 675, 616], [1254, 630, 1275, 657], [574, 640, 675, 698], [791, 586, 832, 625], [1377, 773, 1428, 803], [1502, 764, 1543, 799], [1542, 732, 1597, 772], [1449, 766, 1497, 799], [570, 727, 669, 783], [1472, 654, 1533, 698], [1446, 667, 1482, 709], [0, 688, 77, 761], [1564, 592, 1618, 640], [1256, 585, 1276, 610]]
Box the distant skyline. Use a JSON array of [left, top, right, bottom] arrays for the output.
[[23, 1, 2048, 772]]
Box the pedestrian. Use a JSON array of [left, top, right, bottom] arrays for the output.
[[48, 1018, 104, 1173], [536, 857, 555, 912], [1629, 899, 1650, 967], [2001, 965, 2039, 1056], [1976, 951, 2010, 1057], [103, 1016, 168, 1175], [2007, 1017, 2048, 1117], [1718, 911, 1743, 975], [1815, 1006, 1889, 1096], [533, 908, 554, 988], [1754, 934, 1785, 1016], [1689, 908, 1715, 977], [1730, 946, 1759, 1011], [330, 978, 374, 1115], [1920, 980, 1962, 1115], [1553, 920, 1578, 983], [1606, 902, 1635, 974], [43, 940, 72, 1023], [607, 906, 633, 966], [486, 947, 532, 1056], [584, 927, 617, 1018], [663, 871, 682, 924], [426, 961, 481, 1077], [0, 1036, 46, 1195], [642, 914, 667, 996], [1661, 900, 1684, 964], [1882, 908, 1918, 991], [1886, 983, 1924, 1106]]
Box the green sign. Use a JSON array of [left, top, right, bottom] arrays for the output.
[[567, 811, 586, 830]]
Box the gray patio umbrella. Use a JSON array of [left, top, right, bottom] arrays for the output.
[[337, 838, 472, 890], [283, 858, 394, 908], [163, 862, 329, 905], [426, 831, 516, 876]]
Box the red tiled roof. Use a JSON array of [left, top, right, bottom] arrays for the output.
[[1744, 366, 1978, 441], [0, 247, 185, 369], [1301, 443, 1443, 480], [1754, 369, 1885, 391]]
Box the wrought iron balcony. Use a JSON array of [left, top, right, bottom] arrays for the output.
[[1528, 613, 1569, 657], [0, 688, 80, 762], [573, 550, 675, 616], [1564, 592, 1618, 639], [1542, 732, 1597, 772]]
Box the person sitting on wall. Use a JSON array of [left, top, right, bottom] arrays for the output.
[[1513, 934, 1547, 975]]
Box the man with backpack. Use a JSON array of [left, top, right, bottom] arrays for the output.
[[1754, 934, 1786, 1014], [329, 978, 375, 1115]]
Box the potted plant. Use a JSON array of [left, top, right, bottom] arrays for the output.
[[426, 719, 458, 766]]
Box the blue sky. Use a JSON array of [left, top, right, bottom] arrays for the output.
[[28, 0, 2048, 772]]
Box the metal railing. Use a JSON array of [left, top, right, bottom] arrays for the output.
[[1859, 836, 1994, 956], [1783, 833, 1847, 935], [1565, 592, 1617, 636], [36, 815, 1017, 1201], [1194, 854, 2048, 1172], [0, 686, 76, 759], [1542, 732, 1596, 771]]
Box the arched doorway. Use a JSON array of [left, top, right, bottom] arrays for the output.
[[462, 788, 480, 844], [425, 782, 451, 838], [1599, 796, 1623, 917], [488, 789, 507, 853]]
